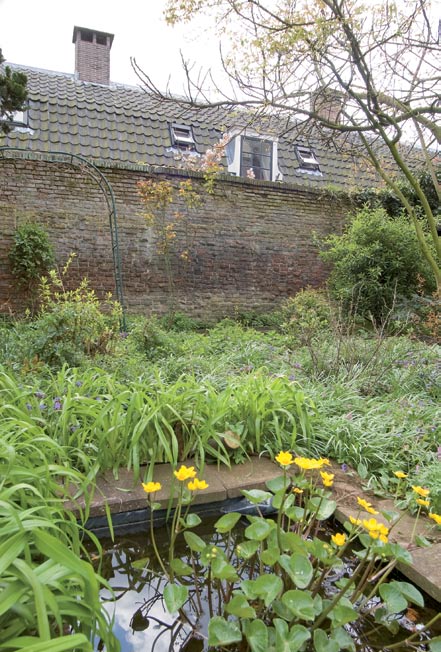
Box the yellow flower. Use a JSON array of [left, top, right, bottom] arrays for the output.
[[416, 498, 430, 507], [294, 456, 328, 470], [362, 518, 389, 540], [292, 487, 304, 494], [394, 471, 407, 479], [349, 516, 362, 527], [357, 497, 378, 515], [331, 532, 346, 547], [320, 471, 334, 487], [187, 478, 209, 491], [174, 465, 197, 481], [142, 481, 162, 494], [428, 513, 441, 525], [412, 486, 430, 498], [276, 451, 294, 467]]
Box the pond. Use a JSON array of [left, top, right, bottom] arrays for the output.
[[94, 508, 441, 652]]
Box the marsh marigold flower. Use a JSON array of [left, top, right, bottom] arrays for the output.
[[357, 497, 378, 515], [294, 457, 329, 470], [188, 478, 209, 491], [276, 451, 294, 467], [361, 518, 389, 543], [142, 481, 162, 494], [416, 498, 430, 507], [412, 486, 430, 498], [174, 465, 197, 481], [331, 532, 346, 547], [394, 471, 408, 479], [349, 516, 362, 527], [428, 513, 441, 525], [320, 471, 334, 487]]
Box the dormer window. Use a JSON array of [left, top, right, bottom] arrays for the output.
[[226, 131, 283, 181], [295, 146, 321, 173], [1, 109, 28, 132], [170, 123, 196, 151], [11, 110, 27, 126]]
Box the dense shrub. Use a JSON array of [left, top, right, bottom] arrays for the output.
[[281, 288, 331, 341], [3, 260, 122, 368], [320, 207, 435, 321], [8, 222, 55, 298]]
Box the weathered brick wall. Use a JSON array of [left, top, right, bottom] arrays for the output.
[[0, 158, 350, 318]]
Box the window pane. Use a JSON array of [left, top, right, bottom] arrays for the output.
[[241, 136, 273, 180], [261, 141, 272, 156]]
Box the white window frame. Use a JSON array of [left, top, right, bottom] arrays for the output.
[[226, 129, 283, 182], [170, 123, 196, 151], [295, 145, 321, 173]]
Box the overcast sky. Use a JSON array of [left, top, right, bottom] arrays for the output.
[[0, 0, 219, 93]]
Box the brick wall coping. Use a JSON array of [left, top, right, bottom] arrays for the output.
[[0, 147, 351, 198]]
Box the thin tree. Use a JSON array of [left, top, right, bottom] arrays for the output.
[[134, 0, 441, 287]]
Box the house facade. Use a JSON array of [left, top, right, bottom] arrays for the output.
[[0, 27, 366, 318]]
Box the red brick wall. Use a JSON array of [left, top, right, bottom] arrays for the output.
[[0, 159, 349, 318]]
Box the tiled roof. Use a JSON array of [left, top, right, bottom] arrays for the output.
[[0, 64, 380, 189]]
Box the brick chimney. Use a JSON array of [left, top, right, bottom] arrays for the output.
[[72, 26, 114, 84], [311, 88, 345, 125]]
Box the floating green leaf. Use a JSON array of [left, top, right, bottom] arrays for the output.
[[274, 619, 311, 652], [170, 558, 192, 576], [266, 475, 289, 493], [242, 489, 272, 504], [260, 546, 280, 566], [243, 619, 268, 652], [379, 584, 408, 614], [211, 557, 239, 581], [279, 553, 313, 589], [281, 590, 315, 621], [236, 540, 260, 559], [214, 512, 242, 533], [184, 513, 202, 529], [245, 519, 274, 541], [225, 594, 256, 619], [183, 531, 206, 553], [207, 617, 242, 647], [329, 599, 359, 627], [314, 629, 340, 652], [163, 583, 188, 614]]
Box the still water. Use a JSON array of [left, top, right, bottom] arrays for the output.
[[94, 517, 440, 652]]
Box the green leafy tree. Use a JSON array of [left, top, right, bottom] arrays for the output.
[[139, 0, 441, 288], [0, 48, 27, 134]]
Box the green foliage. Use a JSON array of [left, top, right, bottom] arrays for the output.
[[16, 258, 122, 367], [281, 288, 331, 344], [356, 170, 441, 220], [2, 310, 439, 492], [0, 373, 119, 650], [0, 364, 315, 479], [234, 309, 283, 330], [320, 207, 435, 321], [0, 50, 27, 134], [8, 222, 55, 285], [144, 459, 436, 651]]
